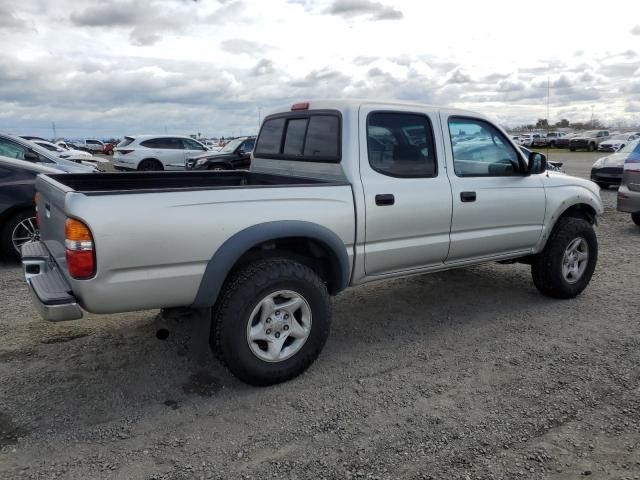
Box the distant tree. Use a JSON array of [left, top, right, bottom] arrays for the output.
[[554, 119, 570, 128], [535, 118, 549, 129]]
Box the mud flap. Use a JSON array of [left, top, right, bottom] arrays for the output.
[[188, 308, 213, 364], [158, 307, 213, 364]]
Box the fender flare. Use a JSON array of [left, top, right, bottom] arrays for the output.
[[191, 221, 350, 308]]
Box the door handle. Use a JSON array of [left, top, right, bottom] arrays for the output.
[[375, 194, 395, 206], [460, 191, 476, 202]]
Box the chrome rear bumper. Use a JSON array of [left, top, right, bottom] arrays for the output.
[[21, 241, 83, 322]]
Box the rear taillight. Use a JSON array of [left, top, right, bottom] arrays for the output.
[[65, 218, 95, 279], [116, 149, 134, 154]]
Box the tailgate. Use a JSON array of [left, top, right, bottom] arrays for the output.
[[35, 174, 75, 275]]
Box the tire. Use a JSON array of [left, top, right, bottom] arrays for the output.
[[569, 147, 576, 152], [587, 143, 596, 152], [531, 217, 597, 299], [596, 182, 609, 190], [208, 164, 228, 171], [211, 257, 332, 386], [1, 210, 37, 260], [138, 159, 163, 171], [632, 213, 640, 226]]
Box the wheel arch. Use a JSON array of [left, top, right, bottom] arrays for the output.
[[535, 198, 600, 253], [191, 221, 351, 308], [137, 158, 164, 170], [0, 203, 35, 229]]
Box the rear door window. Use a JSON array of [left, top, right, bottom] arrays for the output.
[[255, 112, 341, 162], [255, 118, 286, 155]]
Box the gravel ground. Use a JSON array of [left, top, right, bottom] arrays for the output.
[[1, 151, 639, 479]]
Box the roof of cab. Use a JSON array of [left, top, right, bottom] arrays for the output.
[[264, 99, 481, 118]]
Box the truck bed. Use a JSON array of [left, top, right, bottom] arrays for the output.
[[45, 171, 343, 195]]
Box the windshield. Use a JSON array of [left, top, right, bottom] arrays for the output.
[[620, 139, 640, 153], [219, 139, 242, 153], [610, 134, 630, 141]]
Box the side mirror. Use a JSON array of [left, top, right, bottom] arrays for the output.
[[240, 151, 251, 159], [24, 150, 40, 162], [528, 151, 547, 174]]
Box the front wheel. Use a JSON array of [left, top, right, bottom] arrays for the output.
[[632, 213, 640, 226], [531, 217, 597, 299], [211, 257, 332, 386]]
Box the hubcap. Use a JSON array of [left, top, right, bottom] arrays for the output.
[[12, 217, 38, 253], [562, 237, 589, 284], [246, 290, 312, 363]]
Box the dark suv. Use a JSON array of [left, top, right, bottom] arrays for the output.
[[0, 156, 60, 259], [186, 137, 256, 170]]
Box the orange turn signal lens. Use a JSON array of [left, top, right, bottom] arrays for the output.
[[65, 218, 92, 242], [65, 218, 95, 279]]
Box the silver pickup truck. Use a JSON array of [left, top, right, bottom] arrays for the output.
[[22, 100, 603, 386]]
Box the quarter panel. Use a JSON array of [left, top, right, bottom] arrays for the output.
[[62, 185, 356, 313]]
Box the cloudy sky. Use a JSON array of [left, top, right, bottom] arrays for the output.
[[1, 0, 640, 138]]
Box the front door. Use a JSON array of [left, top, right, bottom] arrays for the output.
[[360, 105, 453, 276], [440, 112, 546, 262]]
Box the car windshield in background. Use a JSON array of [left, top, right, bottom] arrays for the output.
[[220, 139, 242, 153], [619, 139, 640, 153]]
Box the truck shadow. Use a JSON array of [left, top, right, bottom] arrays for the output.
[[2, 262, 572, 437]]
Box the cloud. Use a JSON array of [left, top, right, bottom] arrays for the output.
[[631, 25, 640, 35], [326, 0, 403, 21], [446, 68, 472, 84], [221, 39, 268, 56], [0, 2, 28, 30], [250, 59, 275, 76], [70, 0, 246, 46]]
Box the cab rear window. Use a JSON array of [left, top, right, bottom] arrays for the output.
[[255, 111, 341, 162]]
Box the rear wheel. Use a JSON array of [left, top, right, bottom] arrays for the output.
[[1, 210, 37, 260], [211, 257, 331, 386], [632, 213, 640, 226], [587, 143, 596, 152], [138, 159, 163, 171], [531, 217, 597, 299], [569, 147, 576, 152], [596, 182, 609, 189]]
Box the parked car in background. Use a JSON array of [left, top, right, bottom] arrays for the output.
[[531, 134, 549, 148], [545, 132, 564, 147], [102, 143, 114, 155], [597, 133, 638, 152], [616, 140, 640, 225], [592, 139, 640, 189], [23, 100, 603, 386], [26, 140, 107, 170], [0, 133, 97, 173], [82, 139, 105, 153], [0, 156, 61, 259], [21, 136, 50, 142], [555, 133, 577, 149], [187, 136, 256, 170], [569, 130, 610, 151], [113, 135, 209, 171]]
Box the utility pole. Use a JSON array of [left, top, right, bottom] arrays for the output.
[[52, 122, 57, 140]]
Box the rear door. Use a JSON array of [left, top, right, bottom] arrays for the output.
[[440, 111, 546, 262], [359, 105, 453, 276]]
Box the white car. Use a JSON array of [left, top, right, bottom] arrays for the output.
[[597, 133, 638, 152], [27, 140, 107, 168], [113, 135, 209, 171], [83, 139, 105, 153]]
